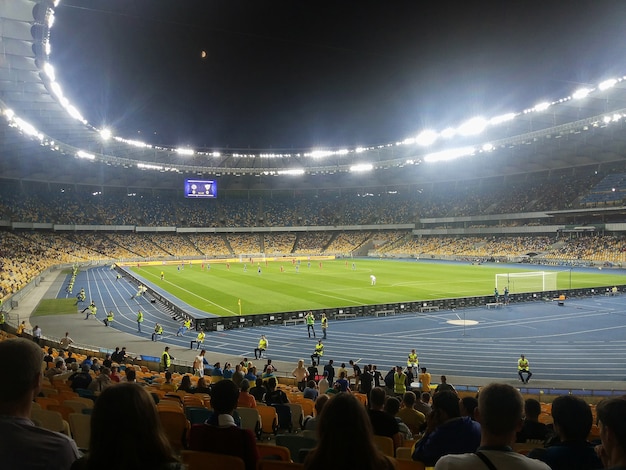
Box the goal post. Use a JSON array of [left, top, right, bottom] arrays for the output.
[[495, 271, 557, 294]]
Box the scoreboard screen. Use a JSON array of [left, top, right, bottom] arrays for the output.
[[184, 179, 217, 198]]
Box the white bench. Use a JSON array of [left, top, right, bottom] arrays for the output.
[[283, 318, 306, 326], [419, 306, 439, 313], [486, 302, 503, 309], [335, 313, 357, 320], [374, 310, 396, 317]]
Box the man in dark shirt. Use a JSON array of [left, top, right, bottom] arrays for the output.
[[249, 378, 267, 402], [69, 364, 93, 391], [265, 377, 288, 404], [517, 398, 550, 443], [368, 387, 402, 449], [323, 359, 335, 384]]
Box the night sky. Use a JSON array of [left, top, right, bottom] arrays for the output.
[[50, 0, 626, 150]]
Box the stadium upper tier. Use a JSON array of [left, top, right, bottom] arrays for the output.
[[4, 1, 626, 190], [2, 166, 626, 226]]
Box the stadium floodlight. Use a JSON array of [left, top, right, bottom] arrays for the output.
[[415, 129, 438, 146], [50, 81, 62, 99], [43, 62, 55, 81], [66, 104, 86, 123], [336, 149, 349, 155], [278, 169, 305, 175], [3, 108, 14, 120], [47, 10, 55, 28], [533, 102, 551, 112], [350, 163, 373, 172], [211, 152, 221, 157], [572, 88, 592, 100], [309, 150, 333, 158], [424, 146, 474, 162], [440, 127, 456, 139], [175, 147, 194, 156], [99, 128, 112, 140], [457, 117, 487, 136], [137, 163, 163, 170], [12, 117, 42, 139], [355, 147, 366, 153], [76, 150, 95, 160], [489, 113, 516, 125], [482, 143, 494, 151], [599, 78, 617, 91]]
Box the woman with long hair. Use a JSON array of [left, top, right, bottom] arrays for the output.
[[71, 383, 181, 470], [304, 392, 394, 470], [292, 359, 309, 391]]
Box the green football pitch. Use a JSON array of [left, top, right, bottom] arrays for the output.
[[131, 260, 626, 316]]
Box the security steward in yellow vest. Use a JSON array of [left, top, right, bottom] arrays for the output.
[[152, 323, 163, 341], [161, 346, 173, 371], [192, 330, 205, 350], [311, 339, 324, 366], [104, 310, 114, 327], [136, 310, 144, 333], [254, 335, 268, 359]]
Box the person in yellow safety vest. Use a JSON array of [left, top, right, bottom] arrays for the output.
[[407, 349, 419, 377], [321, 313, 328, 339], [254, 335, 268, 359], [161, 346, 173, 371], [394, 365, 407, 395], [518, 354, 532, 384], [152, 323, 163, 341], [136, 310, 144, 333], [311, 339, 324, 366], [306, 311, 316, 338], [192, 330, 205, 350], [184, 319, 192, 330], [83, 300, 96, 318], [16, 321, 25, 337], [104, 310, 114, 327], [0, 311, 5, 331]]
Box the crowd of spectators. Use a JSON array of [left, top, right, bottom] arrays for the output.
[[2, 167, 622, 228]]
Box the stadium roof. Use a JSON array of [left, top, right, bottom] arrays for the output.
[[2, 0, 626, 190]]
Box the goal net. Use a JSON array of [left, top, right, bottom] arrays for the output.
[[495, 271, 557, 294]]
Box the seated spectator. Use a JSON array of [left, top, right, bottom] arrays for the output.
[[193, 377, 212, 395], [188, 379, 259, 470], [43, 347, 55, 369], [243, 366, 257, 382], [64, 351, 77, 365], [304, 394, 329, 431], [109, 365, 121, 383], [71, 383, 181, 470], [303, 393, 394, 470], [397, 391, 426, 435], [90, 358, 101, 373], [159, 371, 177, 392], [69, 364, 93, 391], [210, 362, 223, 377], [45, 358, 67, 381], [265, 377, 289, 404], [261, 364, 276, 381], [415, 391, 433, 416], [384, 396, 412, 440], [102, 354, 112, 368], [528, 395, 602, 470], [237, 379, 257, 408], [0, 338, 80, 469], [368, 387, 402, 449], [178, 375, 193, 393], [88, 367, 112, 394], [81, 355, 93, 369], [231, 364, 244, 388], [412, 390, 481, 466], [121, 368, 137, 383], [595, 396, 626, 469], [335, 371, 350, 392], [435, 383, 549, 469], [517, 398, 549, 443], [303, 380, 319, 401], [222, 363, 234, 379], [249, 377, 267, 402], [460, 396, 478, 420]]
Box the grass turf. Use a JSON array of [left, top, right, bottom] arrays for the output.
[[32, 298, 78, 316], [131, 260, 626, 316]]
